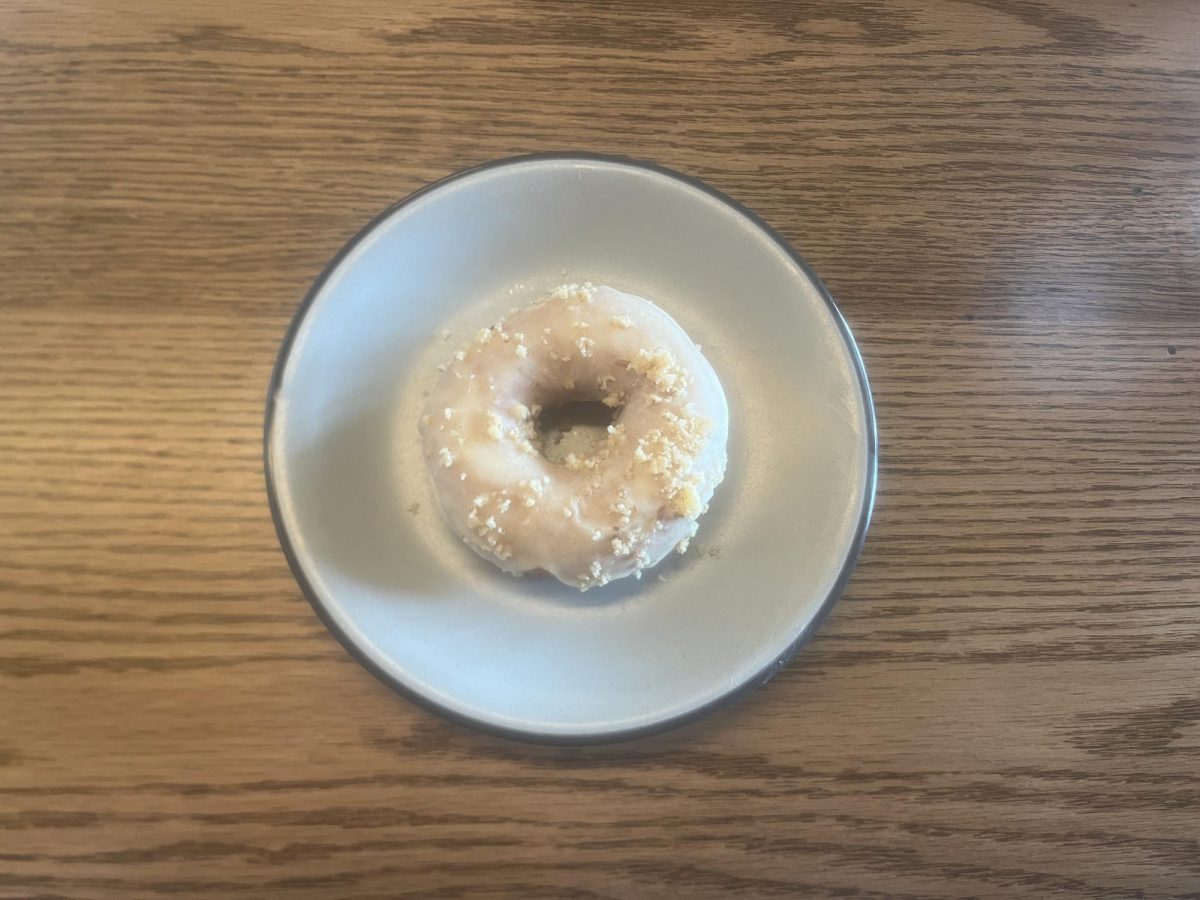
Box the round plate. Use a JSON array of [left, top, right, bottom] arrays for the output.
[[265, 153, 876, 744]]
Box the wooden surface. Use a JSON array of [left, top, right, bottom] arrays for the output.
[[2, 1, 1199, 896]]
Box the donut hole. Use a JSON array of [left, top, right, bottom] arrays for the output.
[[534, 399, 622, 465]]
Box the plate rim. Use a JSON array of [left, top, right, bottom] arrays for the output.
[[263, 151, 878, 745]]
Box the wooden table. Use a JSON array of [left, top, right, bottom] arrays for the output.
[[3, 1, 1198, 896]]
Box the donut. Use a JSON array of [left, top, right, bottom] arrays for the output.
[[419, 283, 728, 590]]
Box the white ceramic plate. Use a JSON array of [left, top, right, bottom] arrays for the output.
[[265, 154, 876, 743]]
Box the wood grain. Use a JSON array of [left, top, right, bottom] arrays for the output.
[[2, 0, 1198, 896]]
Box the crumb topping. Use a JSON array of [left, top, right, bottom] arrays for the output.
[[552, 282, 593, 304], [670, 484, 702, 518], [628, 348, 690, 395], [631, 407, 712, 520]]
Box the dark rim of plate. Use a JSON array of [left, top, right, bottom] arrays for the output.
[[263, 152, 879, 745]]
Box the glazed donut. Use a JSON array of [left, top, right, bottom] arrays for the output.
[[419, 283, 728, 590]]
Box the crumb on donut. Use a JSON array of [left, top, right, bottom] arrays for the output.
[[628, 348, 690, 395], [552, 283, 592, 304], [630, 410, 713, 520], [612, 315, 633, 328], [564, 452, 601, 472], [670, 484, 702, 518], [486, 411, 504, 440], [675, 523, 700, 554], [438, 447, 454, 468], [579, 559, 612, 591], [576, 336, 595, 358], [516, 344, 528, 358]]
